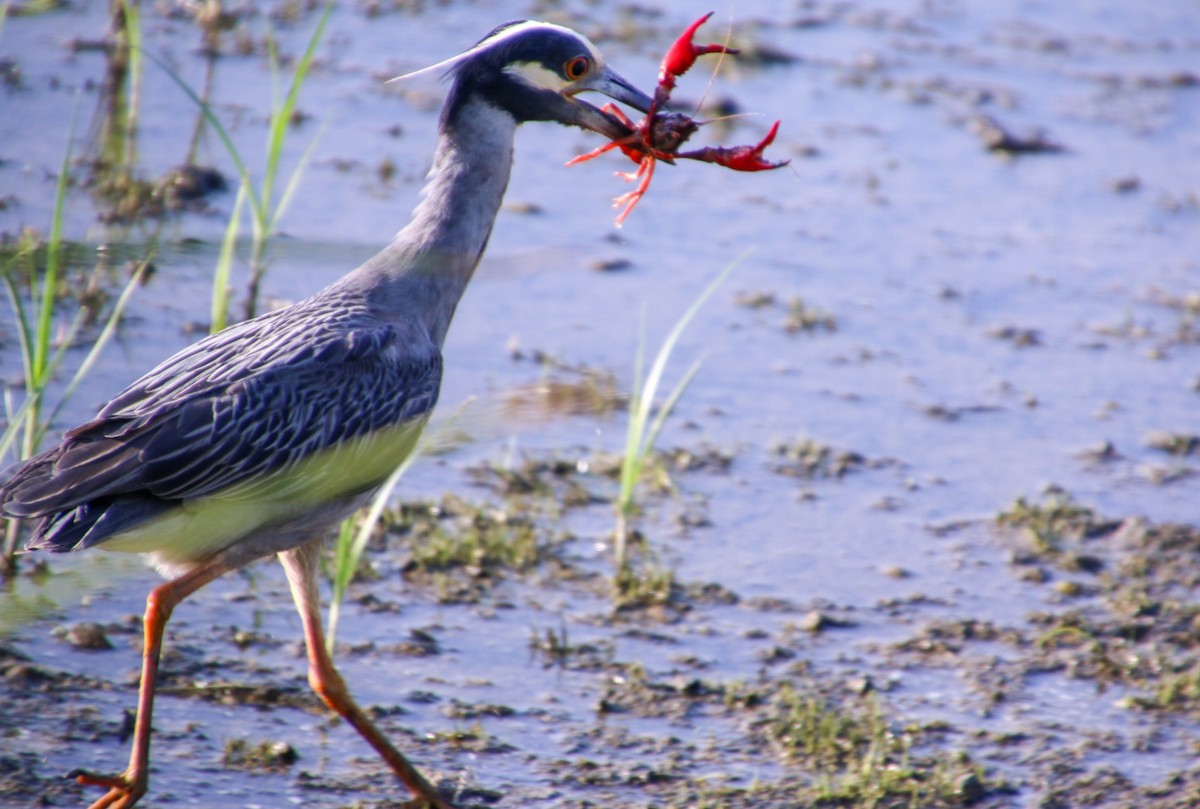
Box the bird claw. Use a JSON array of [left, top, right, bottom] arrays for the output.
[[70, 768, 146, 809], [568, 11, 786, 224]]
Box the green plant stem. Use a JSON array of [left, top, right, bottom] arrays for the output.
[[27, 124, 74, 451], [211, 183, 246, 333], [143, 2, 330, 328], [325, 400, 472, 653], [242, 6, 330, 320], [613, 251, 747, 567], [1, 96, 152, 567], [327, 448, 420, 654], [122, 0, 143, 176]]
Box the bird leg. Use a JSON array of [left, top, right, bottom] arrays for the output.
[[278, 542, 457, 809], [72, 558, 235, 809]]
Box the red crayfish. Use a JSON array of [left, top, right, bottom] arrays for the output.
[[568, 12, 789, 225]]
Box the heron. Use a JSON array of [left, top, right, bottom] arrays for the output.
[[0, 20, 652, 809]]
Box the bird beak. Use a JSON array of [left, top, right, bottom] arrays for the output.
[[577, 66, 654, 113], [559, 66, 653, 141]]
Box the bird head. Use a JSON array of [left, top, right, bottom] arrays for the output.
[[391, 21, 652, 140]]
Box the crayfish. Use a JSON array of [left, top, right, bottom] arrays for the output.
[[568, 12, 789, 225]]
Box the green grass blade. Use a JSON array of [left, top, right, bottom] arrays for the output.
[[142, 49, 265, 227], [327, 399, 469, 654], [1, 262, 34, 393], [326, 517, 356, 651], [24, 308, 87, 452], [272, 120, 326, 227], [48, 259, 152, 429], [122, 0, 142, 166], [0, 275, 35, 461], [32, 111, 76, 385], [618, 312, 648, 505], [211, 183, 247, 333], [625, 255, 742, 474], [642, 356, 704, 464], [636, 256, 742, 443], [262, 2, 330, 230], [262, 29, 281, 221], [327, 445, 421, 654], [613, 251, 749, 565]]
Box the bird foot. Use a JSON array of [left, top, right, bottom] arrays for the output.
[[69, 768, 147, 809]]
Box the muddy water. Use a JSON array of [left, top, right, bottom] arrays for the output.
[[2, 1, 1198, 807]]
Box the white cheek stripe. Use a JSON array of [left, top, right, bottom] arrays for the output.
[[504, 61, 570, 92]]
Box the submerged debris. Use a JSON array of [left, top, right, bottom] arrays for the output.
[[996, 488, 1122, 555], [222, 739, 298, 771], [987, 325, 1043, 347], [771, 437, 867, 479], [1145, 430, 1200, 457], [970, 114, 1064, 155], [54, 622, 114, 651], [159, 164, 228, 207]]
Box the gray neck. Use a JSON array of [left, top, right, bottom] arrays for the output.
[[344, 96, 518, 347]]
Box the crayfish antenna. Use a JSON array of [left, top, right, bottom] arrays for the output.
[[690, 16, 739, 120]]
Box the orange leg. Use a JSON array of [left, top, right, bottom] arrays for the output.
[[278, 542, 457, 809], [73, 559, 234, 809]]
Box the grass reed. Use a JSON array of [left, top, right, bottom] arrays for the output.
[[613, 254, 744, 568], [326, 445, 421, 654], [1, 112, 150, 570], [325, 402, 473, 652], [147, 2, 331, 331]]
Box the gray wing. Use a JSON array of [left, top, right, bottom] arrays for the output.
[[0, 304, 442, 549]]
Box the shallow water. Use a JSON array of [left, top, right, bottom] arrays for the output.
[[1, 1, 1198, 807]]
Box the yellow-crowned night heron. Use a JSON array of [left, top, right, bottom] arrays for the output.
[[0, 21, 651, 809]]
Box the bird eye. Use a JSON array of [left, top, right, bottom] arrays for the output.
[[564, 56, 591, 81]]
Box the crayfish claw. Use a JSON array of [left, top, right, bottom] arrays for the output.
[[566, 14, 784, 225], [679, 120, 789, 172], [658, 12, 739, 92]]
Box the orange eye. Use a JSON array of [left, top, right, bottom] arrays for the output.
[[564, 56, 591, 81]]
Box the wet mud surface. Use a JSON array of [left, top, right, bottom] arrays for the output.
[[1, 1, 1198, 807]]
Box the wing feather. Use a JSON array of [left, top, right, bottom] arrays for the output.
[[0, 293, 444, 551]]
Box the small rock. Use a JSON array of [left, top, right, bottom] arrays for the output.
[[264, 741, 298, 766], [58, 622, 115, 651], [799, 610, 832, 633], [503, 201, 542, 215], [846, 675, 874, 695], [987, 325, 1043, 347], [756, 645, 796, 664], [1078, 440, 1120, 463], [1020, 567, 1049, 584], [1145, 430, 1199, 457], [955, 771, 986, 804], [1053, 580, 1084, 597], [1110, 176, 1140, 194], [590, 258, 632, 272], [161, 164, 227, 204], [971, 114, 1064, 155]]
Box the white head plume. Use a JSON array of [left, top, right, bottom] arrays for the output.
[[386, 20, 601, 84]]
